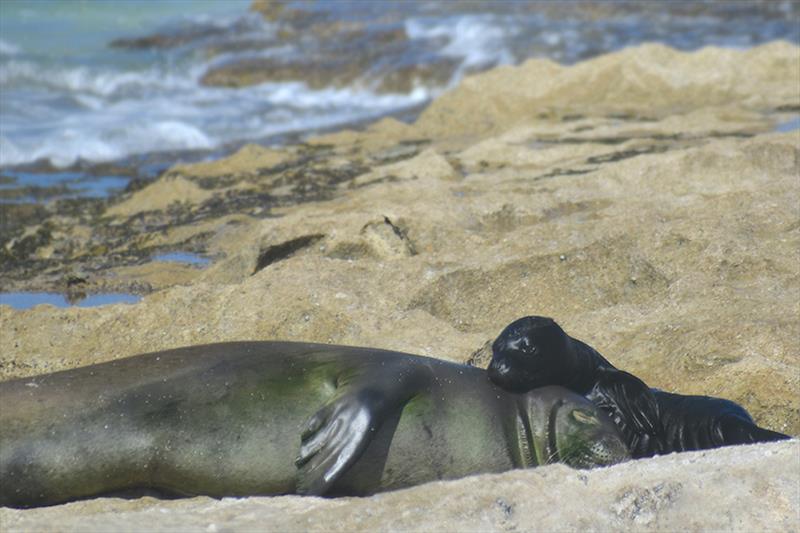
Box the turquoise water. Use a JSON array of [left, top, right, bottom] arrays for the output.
[[0, 169, 128, 202], [1, 0, 797, 173], [151, 251, 211, 266], [0, 291, 142, 309], [775, 116, 800, 133], [0, 1, 247, 61]]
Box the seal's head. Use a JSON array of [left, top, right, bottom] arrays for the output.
[[521, 387, 630, 469], [489, 316, 577, 393], [552, 396, 630, 468]]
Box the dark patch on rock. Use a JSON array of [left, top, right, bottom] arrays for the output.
[[0, 203, 48, 237], [372, 145, 421, 164], [552, 136, 631, 145], [0, 184, 73, 202], [52, 198, 107, 220], [533, 167, 597, 180], [542, 200, 612, 221], [349, 174, 401, 190], [0, 223, 54, 272], [254, 234, 324, 274], [123, 177, 155, 194], [606, 113, 657, 122], [380, 216, 417, 256], [109, 22, 234, 50], [613, 482, 682, 524], [494, 498, 514, 518], [586, 146, 669, 164]]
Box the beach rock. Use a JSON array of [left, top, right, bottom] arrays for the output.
[[105, 176, 213, 218], [202, 1, 458, 94], [198, 30, 459, 94], [1, 441, 797, 532], [1, 43, 798, 528], [415, 41, 799, 139]]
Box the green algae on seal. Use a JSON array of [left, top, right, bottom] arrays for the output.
[[0, 341, 629, 507]]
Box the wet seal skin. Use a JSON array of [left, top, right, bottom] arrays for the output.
[[0, 341, 628, 508], [488, 316, 790, 457]]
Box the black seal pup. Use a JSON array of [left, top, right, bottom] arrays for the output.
[[488, 316, 790, 457]]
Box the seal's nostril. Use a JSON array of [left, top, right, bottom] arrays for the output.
[[490, 360, 510, 375]]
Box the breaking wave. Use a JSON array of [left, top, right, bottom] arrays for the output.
[[1, 0, 797, 168]]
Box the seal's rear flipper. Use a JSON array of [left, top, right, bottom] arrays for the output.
[[716, 414, 791, 446], [586, 368, 662, 454]]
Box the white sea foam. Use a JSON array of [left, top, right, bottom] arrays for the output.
[[0, 60, 195, 98], [259, 82, 431, 109], [3, 2, 792, 170], [0, 39, 20, 56], [405, 14, 516, 78], [0, 121, 215, 168], [0, 69, 430, 167]]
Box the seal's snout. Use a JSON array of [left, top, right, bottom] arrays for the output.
[[488, 358, 512, 385], [492, 316, 562, 359], [503, 334, 538, 356]]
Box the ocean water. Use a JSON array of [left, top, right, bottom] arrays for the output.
[[0, 291, 141, 308], [0, 0, 797, 176], [151, 251, 211, 266]]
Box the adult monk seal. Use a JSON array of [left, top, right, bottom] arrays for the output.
[[488, 316, 790, 457], [0, 341, 629, 508]]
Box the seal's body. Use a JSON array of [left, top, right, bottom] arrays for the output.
[[488, 316, 790, 457], [0, 341, 628, 508]]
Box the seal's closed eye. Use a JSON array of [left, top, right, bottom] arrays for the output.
[[548, 395, 629, 469], [571, 409, 600, 425]]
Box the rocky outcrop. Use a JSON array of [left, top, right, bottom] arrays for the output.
[[1, 43, 798, 529], [1, 441, 797, 532]]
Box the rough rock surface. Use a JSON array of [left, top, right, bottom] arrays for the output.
[[1, 441, 797, 532], [1, 43, 799, 530]]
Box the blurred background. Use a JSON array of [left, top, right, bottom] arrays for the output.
[[0, 0, 798, 200]]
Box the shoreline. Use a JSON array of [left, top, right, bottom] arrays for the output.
[[1, 41, 798, 529]]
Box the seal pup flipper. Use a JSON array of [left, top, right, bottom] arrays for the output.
[[715, 415, 791, 445], [295, 359, 435, 495], [655, 392, 791, 451]]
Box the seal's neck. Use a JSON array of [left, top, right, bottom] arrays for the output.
[[513, 394, 555, 468], [563, 338, 615, 394], [514, 401, 536, 468]]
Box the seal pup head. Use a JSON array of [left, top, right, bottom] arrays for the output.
[[489, 316, 577, 393], [518, 387, 630, 469]]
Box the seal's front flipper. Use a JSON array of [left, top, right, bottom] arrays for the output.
[[586, 368, 662, 455], [295, 358, 434, 495], [715, 414, 791, 446], [295, 390, 385, 496]]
